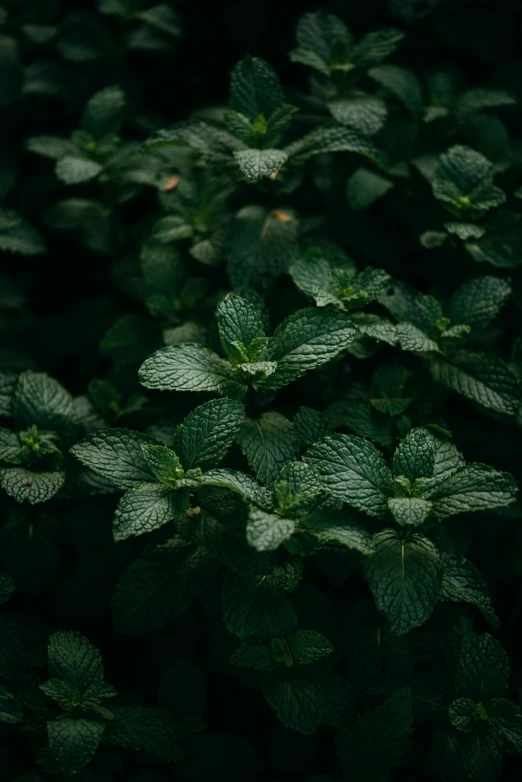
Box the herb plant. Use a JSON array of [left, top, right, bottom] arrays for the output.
[[1, 1, 522, 781]]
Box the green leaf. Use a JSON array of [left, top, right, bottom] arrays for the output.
[[430, 352, 520, 415], [141, 444, 184, 485], [328, 96, 387, 136], [397, 323, 441, 353], [177, 398, 245, 470], [388, 497, 432, 527], [0, 685, 23, 724], [265, 308, 357, 390], [226, 205, 298, 292], [439, 554, 500, 631], [336, 689, 414, 782], [113, 483, 185, 541], [12, 371, 75, 434], [393, 428, 435, 482], [71, 429, 157, 489], [274, 461, 322, 516], [199, 467, 273, 509], [427, 463, 517, 517], [465, 211, 522, 269], [139, 344, 242, 395], [294, 406, 330, 447], [44, 199, 110, 255], [48, 631, 104, 692], [217, 294, 265, 359], [81, 85, 126, 139], [450, 276, 511, 330], [48, 717, 105, 776], [304, 434, 394, 516], [289, 256, 340, 308], [449, 697, 475, 731], [369, 64, 423, 112], [26, 135, 79, 160], [234, 149, 288, 181], [290, 11, 352, 76], [230, 639, 277, 671], [363, 529, 442, 635], [287, 630, 333, 665], [263, 671, 326, 734], [55, 156, 103, 184], [104, 705, 179, 760], [112, 539, 218, 634], [237, 412, 300, 487], [229, 56, 284, 122], [285, 125, 380, 164], [432, 145, 505, 219], [221, 571, 297, 639], [456, 634, 509, 701], [0, 370, 16, 417], [346, 167, 394, 210], [459, 722, 503, 782], [1, 467, 65, 504], [246, 508, 295, 552], [488, 699, 522, 753], [299, 510, 374, 554]]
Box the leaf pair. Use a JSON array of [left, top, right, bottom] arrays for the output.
[[139, 293, 357, 396], [71, 398, 245, 540]]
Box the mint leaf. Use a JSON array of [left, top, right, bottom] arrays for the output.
[[104, 705, 179, 761], [337, 689, 414, 782], [427, 463, 517, 517], [265, 308, 357, 390], [113, 483, 185, 541], [229, 56, 284, 121], [287, 630, 333, 665], [393, 428, 434, 482], [139, 344, 242, 395], [216, 294, 265, 359], [263, 671, 326, 734], [12, 371, 75, 434], [388, 497, 432, 527], [304, 434, 394, 516], [430, 352, 520, 415], [199, 467, 273, 509], [450, 276, 511, 330], [432, 145, 505, 219], [234, 149, 288, 181], [363, 529, 442, 635], [456, 634, 509, 701], [81, 85, 126, 139], [226, 205, 298, 291], [246, 508, 295, 552], [488, 699, 522, 753], [48, 717, 104, 775], [177, 398, 245, 470], [237, 412, 300, 487], [230, 639, 277, 671], [0, 685, 23, 723], [71, 429, 157, 489], [112, 539, 218, 634], [1, 467, 65, 504], [439, 554, 500, 630], [221, 571, 297, 639], [141, 444, 184, 485], [47, 631, 104, 692], [55, 156, 103, 185]]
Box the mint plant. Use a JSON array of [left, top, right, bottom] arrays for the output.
[[1, 2, 522, 781]]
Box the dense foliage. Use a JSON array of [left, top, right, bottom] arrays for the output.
[[1, 1, 522, 780]]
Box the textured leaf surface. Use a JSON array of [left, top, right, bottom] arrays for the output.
[[427, 463, 517, 517], [216, 294, 265, 358], [393, 428, 434, 482], [363, 529, 442, 635], [71, 429, 157, 489], [439, 554, 499, 630], [13, 371, 75, 433], [178, 398, 245, 469], [237, 412, 300, 487], [246, 508, 295, 551], [113, 483, 183, 541], [266, 308, 357, 389], [235, 149, 288, 181], [1, 467, 65, 504], [139, 344, 241, 394], [337, 689, 414, 782], [456, 634, 509, 701], [304, 434, 394, 515], [48, 717, 104, 776], [263, 672, 326, 734]]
